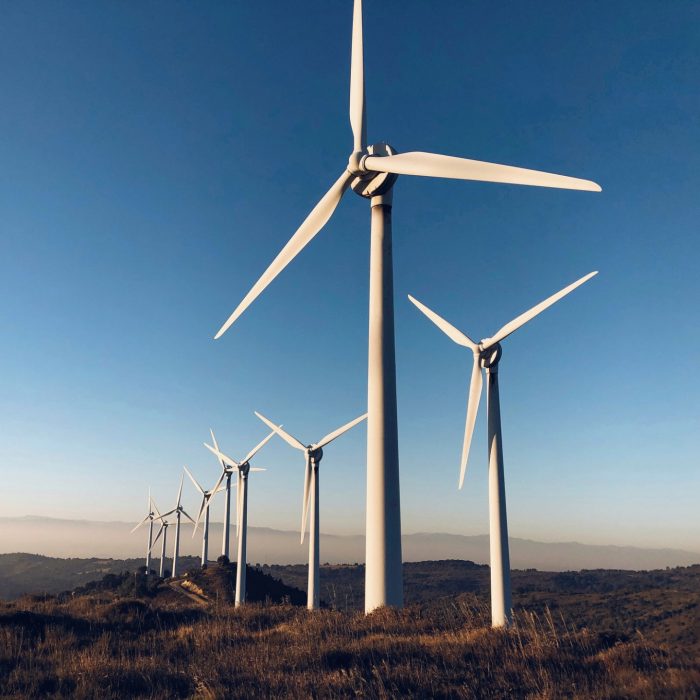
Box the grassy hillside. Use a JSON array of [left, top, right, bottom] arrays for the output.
[[1, 586, 698, 698], [0, 559, 699, 697]]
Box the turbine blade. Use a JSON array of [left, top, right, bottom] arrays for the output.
[[147, 487, 151, 512], [158, 508, 176, 520], [181, 509, 196, 525], [349, 0, 366, 151], [317, 412, 368, 448], [184, 466, 205, 495], [300, 453, 311, 544], [195, 471, 225, 531], [204, 442, 239, 469], [130, 513, 150, 534], [151, 499, 163, 520], [250, 467, 267, 472], [149, 525, 164, 552], [242, 429, 277, 464], [364, 152, 601, 192], [215, 170, 354, 339], [192, 496, 207, 537], [484, 271, 598, 348], [254, 411, 306, 451], [209, 429, 226, 471], [176, 474, 184, 508], [408, 295, 478, 350], [459, 353, 484, 490]]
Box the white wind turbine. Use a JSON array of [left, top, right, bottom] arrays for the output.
[[408, 271, 598, 627], [213, 0, 601, 612], [150, 515, 169, 578], [130, 488, 161, 576], [155, 474, 196, 578], [185, 466, 224, 568], [203, 429, 275, 561], [255, 410, 368, 610], [201, 433, 272, 607]]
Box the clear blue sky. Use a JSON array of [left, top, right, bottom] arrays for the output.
[[1, 1, 698, 551]]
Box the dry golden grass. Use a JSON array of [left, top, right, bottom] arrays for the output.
[[1, 590, 699, 699]]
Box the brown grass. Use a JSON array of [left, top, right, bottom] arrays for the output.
[[1, 591, 699, 699]]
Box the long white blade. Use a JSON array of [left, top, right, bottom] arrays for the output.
[[215, 170, 354, 339], [408, 295, 478, 350], [149, 524, 164, 552], [192, 496, 207, 537], [364, 152, 601, 192], [181, 508, 196, 525], [203, 442, 239, 469], [242, 429, 277, 464], [147, 487, 151, 512], [250, 467, 267, 472], [254, 411, 306, 451], [349, 0, 366, 151], [317, 412, 368, 449], [195, 470, 226, 530], [175, 474, 184, 509], [130, 513, 150, 534], [484, 271, 598, 349], [209, 429, 227, 471], [151, 499, 163, 521], [300, 453, 311, 544], [459, 353, 484, 490], [184, 466, 205, 495], [157, 508, 176, 520]]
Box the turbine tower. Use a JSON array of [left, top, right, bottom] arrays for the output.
[[158, 474, 195, 578], [130, 489, 161, 576], [186, 466, 224, 568], [202, 439, 267, 607], [255, 410, 367, 610], [213, 0, 601, 612], [206, 429, 275, 560], [408, 271, 598, 626]]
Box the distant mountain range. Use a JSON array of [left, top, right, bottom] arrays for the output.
[[1, 515, 698, 571]]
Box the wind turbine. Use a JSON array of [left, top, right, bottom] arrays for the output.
[[408, 271, 598, 626], [213, 0, 601, 613], [255, 410, 368, 610], [130, 488, 161, 576], [203, 428, 275, 561], [185, 466, 224, 568], [150, 516, 169, 578], [157, 474, 196, 578]]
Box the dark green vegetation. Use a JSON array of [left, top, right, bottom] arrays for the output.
[[0, 560, 699, 698]]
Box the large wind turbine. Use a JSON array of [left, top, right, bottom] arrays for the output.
[[408, 271, 598, 626], [204, 429, 275, 560], [157, 474, 195, 578], [214, 0, 601, 612], [201, 435, 271, 606], [255, 410, 367, 610], [185, 466, 224, 568], [130, 489, 161, 576]]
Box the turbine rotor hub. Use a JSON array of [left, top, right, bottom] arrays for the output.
[[350, 142, 399, 198], [309, 446, 323, 466], [479, 343, 502, 369], [240, 462, 250, 476]]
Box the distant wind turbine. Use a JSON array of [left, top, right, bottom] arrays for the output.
[[156, 474, 195, 578], [130, 488, 161, 576], [202, 434, 273, 606], [213, 0, 601, 613], [205, 429, 275, 560], [185, 466, 224, 568], [408, 271, 598, 626], [255, 410, 367, 610]]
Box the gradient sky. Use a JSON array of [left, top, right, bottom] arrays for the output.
[[1, 1, 698, 552]]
